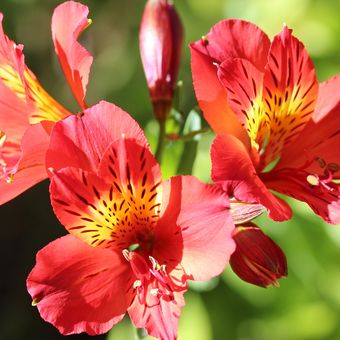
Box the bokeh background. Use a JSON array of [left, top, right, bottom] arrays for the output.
[[0, 0, 339, 339]]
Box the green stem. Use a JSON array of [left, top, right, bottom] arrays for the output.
[[134, 327, 148, 339], [155, 119, 166, 164]]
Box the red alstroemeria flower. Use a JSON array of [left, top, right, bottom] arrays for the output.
[[27, 101, 235, 339], [0, 1, 93, 204], [190, 20, 340, 224]]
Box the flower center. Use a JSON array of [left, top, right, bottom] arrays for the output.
[[123, 250, 176, 307]]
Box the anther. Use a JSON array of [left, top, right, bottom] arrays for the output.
[[6, 174, 14, 184], [133, 280, 142, 289], [306, 174, 319, 186], [201, 35, 209, 46], [150, 288, 160, 297], [327, 163, 339, 174]]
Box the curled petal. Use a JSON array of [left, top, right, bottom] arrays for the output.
[[190, 47, 250, 148], [211, 134, 292, 221], [52, 1, 93, 109], [27, 235, 133, 335], [190, 19, 270, 71], [154, 175, 235, 281], [47, 101, 148, 172]]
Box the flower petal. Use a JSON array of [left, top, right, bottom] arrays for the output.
[[211, 134, 292, 221], [128, 287, 185, 340], [154, 176, 235, 281], [262, 169, 339, 224], [190, 47, 250, 148], [46, 101, 148, 172], [0, 13, 70, 123], [274, 76, 340, 179], [190, 19, 270, 71], [27, 235, 133, 335], [262, 25, 318, 166], [0, 122, 50, 205], [0, 13, 26, 93], [217, 58, 267, 149], [313, 75, 340, 122], [51, 138, 162, 250], [51, 1, 93, 109]]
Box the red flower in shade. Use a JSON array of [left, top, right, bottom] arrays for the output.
[[27, 101, 235, 338], [139, 0, 183, 122], [190, 20, 340, 224], [0, 1, 93, 204], [230, 223, 287, 288]]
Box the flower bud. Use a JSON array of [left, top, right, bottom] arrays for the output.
[[230, 223, 287, 287], [139, 0, 183, 122]]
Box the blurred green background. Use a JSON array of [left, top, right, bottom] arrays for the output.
[[0, 0, 339, 339]]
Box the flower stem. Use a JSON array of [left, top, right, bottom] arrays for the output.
[[155, 119, 166, 163], [134, 327, 148, 339]]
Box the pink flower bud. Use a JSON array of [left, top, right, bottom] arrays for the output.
[[139, 0, 183, 122], [230, 223, 287, 287]]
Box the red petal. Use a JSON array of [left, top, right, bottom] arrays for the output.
[[190, 19, 270, 71], [128, 287, 185, 340], [47, 101, 148, 172], [27, 235, 133, 335], [0, 122, 50, 205], [51, 1, 93, 109], [190, 47, 250, 148], [261, 25, 318, 166], [51, 138, 162, 250], [217, 58, 267, 149], [275, 76, 340, 178], [313, 75, 340, 122], [0, 13, 26, 87], [262, 169, 339, 224], [50, 167, 115, 248], [211, 134, 292, 221], [154, 176, 235, 281]]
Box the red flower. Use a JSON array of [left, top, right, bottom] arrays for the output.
[[190, 20, 340, 224], [139, 0, 183, 122], [27, 101, 235, 338], [0, 1, 93, 204], [230, 223, 287, 288]]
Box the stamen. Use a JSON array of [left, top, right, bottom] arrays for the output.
[[133, 280, 142, 289], [6, 174, 14, 184], [122, 249, 130, 261], [149, 256, 160, 270], [306, 174, 319, 186], [0, 131, 6, 147], [150, 288, 160, 297]]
